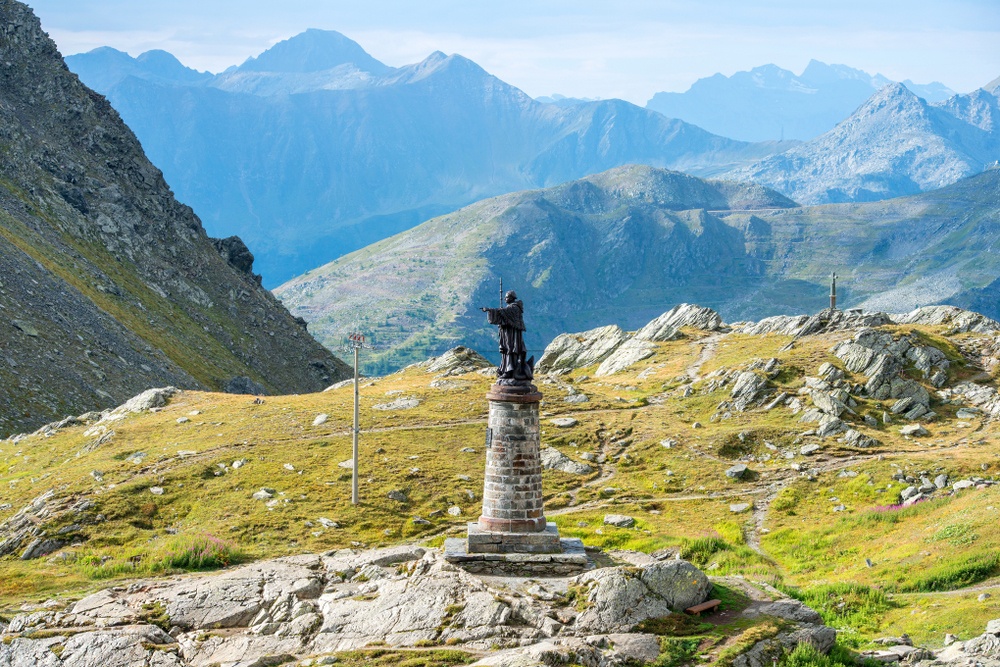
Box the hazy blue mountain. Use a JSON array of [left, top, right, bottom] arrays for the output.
[[726, 83, 1000, 204], [646, 60, 956, 141], [66, 31, 793, 285], [275, 166, 1000, 373], [535, 94, 600, 107], [65, 46, 212, 90]]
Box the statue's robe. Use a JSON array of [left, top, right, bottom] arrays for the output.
[[485, 300, 528, 379]]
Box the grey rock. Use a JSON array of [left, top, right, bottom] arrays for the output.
[[573, 560, 711, 633], [800, 444, 821, 456], [894, 305, 1000, 334], [900, 424, 929, 437], [549, 417, 578, 428], [935, 474, 949, 489], [540, 447, 594, 475], [730, 371, 769, 412], [900, 486, 920, 501], [730, 503, 751, 513], [312, 413, 329, 426], [537, 325, 631, 374], [603, 514, 636, 528], [635, 304, 724, 340], [252, 488, 275, 500], [372, 397, 420, 410], [418, 346, 493, 376], [753, 599, 823, 624], [386, 490, 408, 503], [595, 338, 657, 376], [726, 463, 749, 479]]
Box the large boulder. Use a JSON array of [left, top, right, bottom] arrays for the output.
[[573, 560, 711, 633], [540, 447, 593, 475]]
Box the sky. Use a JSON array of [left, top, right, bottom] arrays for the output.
[[26, 0, 1000, 104]]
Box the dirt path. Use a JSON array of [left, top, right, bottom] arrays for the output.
[[686, 333, 725, 381]]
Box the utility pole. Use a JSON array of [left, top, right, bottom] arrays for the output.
[[346, 332, 369, 505], [830, 273, 838, 311]]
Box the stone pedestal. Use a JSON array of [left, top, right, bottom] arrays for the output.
[[477, 384, 548, 535], [445, 381, 589, 575]]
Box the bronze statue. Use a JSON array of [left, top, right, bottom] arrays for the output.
[[481, 290, 534, 385]]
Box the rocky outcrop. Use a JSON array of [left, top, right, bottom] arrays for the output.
[[540, 447, 594, 475], [539, 306, 726, 377], [537, 326, 630, 374], [894, 305, 1000, 334], [831, 329, 949, 418], [0, 0, 350, 437], [733, 309, 893, 337], [594, 339, 657, 377], [418, 346, 494, 376], [0, 545, 836, 667], [572, 560, 712, 633], [634, 303, 725, 341]]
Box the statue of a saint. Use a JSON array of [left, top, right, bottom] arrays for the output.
[[481, 290, 534, 385]]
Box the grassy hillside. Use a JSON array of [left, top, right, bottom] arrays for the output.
[[277, 166, 1000, 376], [3, 319, 999, 647]]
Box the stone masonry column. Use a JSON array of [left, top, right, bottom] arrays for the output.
[[478, 387, 546, 532]]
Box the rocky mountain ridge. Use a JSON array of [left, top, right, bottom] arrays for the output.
[[64, 29, 796, 284], [646, 59, 956, 142], [726, 83, 1000, 204], [0, 0, 350, 437]]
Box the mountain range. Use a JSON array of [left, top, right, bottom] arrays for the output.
[[646, 60, 956, 142], [0, 1, 349, 437], [274, 164, 1000, 373], [725, 83, 1000, 204], [65, 31, 793, 286]]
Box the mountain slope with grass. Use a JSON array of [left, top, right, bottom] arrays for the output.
[[3, 304, 1000, 661], [275, 165, 1000, 374], [0, 1, 350, 437], [65, 30, 795, 284]]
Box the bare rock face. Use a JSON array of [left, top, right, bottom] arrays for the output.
[[831, 328, 949, 412], [894, 305, 1000, 334], [635, 303, 725, 341], [0, 546, 835, 667], [573, 560, 712, 633], [537, 325, 630, 374], [418, 346, 494, 376], [733, 309, 892, 337], [594, 338, 657, 377]]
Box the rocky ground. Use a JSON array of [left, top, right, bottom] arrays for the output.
[[0, 544, 836, 667]]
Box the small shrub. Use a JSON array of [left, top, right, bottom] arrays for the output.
[[651, 637, 701, 667], [153, 533, 243, 572]]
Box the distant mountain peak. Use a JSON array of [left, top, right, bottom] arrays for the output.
[[237, 29, 389, 74], [985, 75, 1000, 95]]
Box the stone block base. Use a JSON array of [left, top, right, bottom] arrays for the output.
[[467, 522, 562, 554], [444, 537, 589, 576]]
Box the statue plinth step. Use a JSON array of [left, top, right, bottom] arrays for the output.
[[466, 521, 563, 554]]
